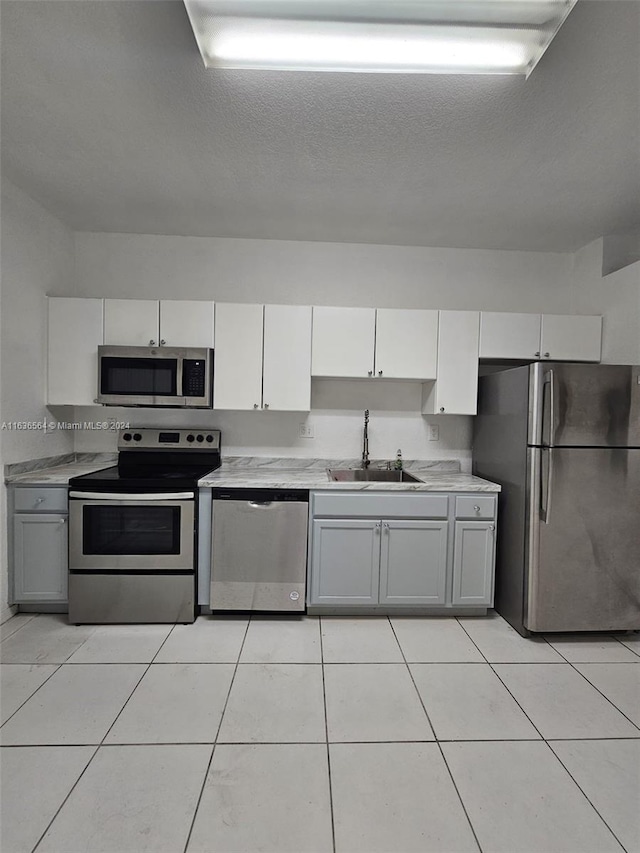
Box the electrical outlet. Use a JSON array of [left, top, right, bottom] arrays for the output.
[[429, 424, 439, 441], [299, 423, 315, 439]]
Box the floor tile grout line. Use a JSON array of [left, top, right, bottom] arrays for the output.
[[0, 663, 63, 730], [318, 616, 337, 853], [542, 739, 632, 853], [182, 615, 252, 853], [0, 612, 38, 643], [30, 744, 101, 853], [563, 660, 640, 733], [388, 618, 484, 853]]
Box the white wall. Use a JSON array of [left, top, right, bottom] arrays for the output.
[[0, 180, 75, 620], [570, 238, 640, 364], [73, 232, 573, 313]]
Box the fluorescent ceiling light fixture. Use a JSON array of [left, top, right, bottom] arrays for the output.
[[183, 0, 578, 76]]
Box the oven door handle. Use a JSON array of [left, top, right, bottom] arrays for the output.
[[69, 491, 195, 501]]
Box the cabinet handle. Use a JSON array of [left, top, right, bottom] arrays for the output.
[[375, 522, 381, 533], [474, 505, 480, 513], [383, 522, 389, 531], [35, 497, 45, 505], [378, 370, 383, 376], [264, 403, 269, 409], [439, 407, 445, 413], [544, 352, 550, 358], [253, 403, 259, 409], [160, 339, 166, 346], [368, 370, 373, 377], [535, 351, 540, 357], [489, 524, 495, 532], [59, 517, 66, 524], [149, 339, 156, 346]]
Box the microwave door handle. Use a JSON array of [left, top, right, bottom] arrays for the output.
[[176, 357, 184, 400], [69, 491, 195, 501]]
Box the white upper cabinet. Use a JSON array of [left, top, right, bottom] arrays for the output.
[[479, 312, 542, 360], [48, 297, 104, 405], [422, 310, 480, 415], [311, 307, 376, 378], [375, 309, 438, 380], [214, 303, 312, 411], [214, 303, 264, 410], [540, 314, 602, 362], [312, 306, 438, 380], [103, 299, 215, 348], [159, 300, 215, 348], [104, 299, 159, 346], [262, 305, 312, 411], [479, 312, 602, 362]]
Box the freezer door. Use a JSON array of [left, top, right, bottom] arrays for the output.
[[528, 362, 640, 447], [526, 447, 640, 632]]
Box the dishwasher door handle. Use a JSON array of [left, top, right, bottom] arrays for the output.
[[247, 501, 274, 508]]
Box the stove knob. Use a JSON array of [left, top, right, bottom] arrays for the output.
[[196, 434, 204, 443], [186, 434, 195, 443], [206, 434, 214, 443], [123, 433, 132, 441], [133, 433, 142, 442]]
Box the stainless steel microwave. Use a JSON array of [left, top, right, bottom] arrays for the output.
[[97, 346, 213, 408]]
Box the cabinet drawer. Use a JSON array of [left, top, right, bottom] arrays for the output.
[[13, 487, 68, 513], [455, 496, 496, 520], [312, 491, 448, 519]]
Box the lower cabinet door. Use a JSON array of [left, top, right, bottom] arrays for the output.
[[309, 519, 380, 605], [452, 521, 495, 606], [379, 520, 448, 605], [13, 513, 68, 602]]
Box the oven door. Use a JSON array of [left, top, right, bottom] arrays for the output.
[[68, 492, 195, 572]]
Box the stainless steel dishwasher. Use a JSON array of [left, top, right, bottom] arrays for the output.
[[210, 489, 309, 612]]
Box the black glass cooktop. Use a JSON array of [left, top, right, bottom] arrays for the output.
[[69, 462, 220, 492]]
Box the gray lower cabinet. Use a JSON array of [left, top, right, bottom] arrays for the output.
[[311, 519, 380, 605], [10, 486, 69, 605], [452, 521, 495, 605], [13, 512, 68, 602], [308, 490, 497, 610], [379, 520, 448, 605]]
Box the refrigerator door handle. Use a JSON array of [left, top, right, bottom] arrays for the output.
[[540, 447, 554, 524], [542, 368, 558, 448]]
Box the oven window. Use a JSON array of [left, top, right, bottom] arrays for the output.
[[100, 358, 177, 397], [83, 506, 181, 555]]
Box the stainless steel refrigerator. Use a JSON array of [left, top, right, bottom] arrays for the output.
[[473, 362, 640, 635]]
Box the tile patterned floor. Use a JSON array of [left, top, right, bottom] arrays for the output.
[[1, 612, 638, 853]]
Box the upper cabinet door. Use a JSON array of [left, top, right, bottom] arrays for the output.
[[423, 310, 480, 415], [311, 307, 376, 378], [48, 297, 104, 405], [104, 299, 159, 346], [263, 305, 312, 411], [213, 303, 264, 410], [159, 301, 215, 348], [479, 312, 542, 360], [375, 309, 438, 379], [540, 315, 602, 362]]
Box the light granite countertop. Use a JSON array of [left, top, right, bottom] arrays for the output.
[[5, 454, 117, 485], [5, 455, 500, 492], [198, 458, 500, 493]]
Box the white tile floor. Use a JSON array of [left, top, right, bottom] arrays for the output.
[[1, 612, 638, 853]]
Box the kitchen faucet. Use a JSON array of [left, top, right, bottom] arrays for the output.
[[362, 409, 370, 468]]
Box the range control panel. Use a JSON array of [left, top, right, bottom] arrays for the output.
[[118, 427, 221, 451]]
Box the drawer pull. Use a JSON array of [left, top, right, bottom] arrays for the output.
[[474, 505, 480, 513]]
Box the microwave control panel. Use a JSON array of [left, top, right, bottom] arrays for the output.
[[183, 359, 207, 397]]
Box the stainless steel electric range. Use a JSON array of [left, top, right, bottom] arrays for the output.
[[68, 428, 221, 624]]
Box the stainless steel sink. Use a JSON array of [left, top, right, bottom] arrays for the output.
[[327, 468, 423, 483]]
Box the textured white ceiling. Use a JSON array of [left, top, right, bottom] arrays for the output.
[[1, 0, 639, 251]]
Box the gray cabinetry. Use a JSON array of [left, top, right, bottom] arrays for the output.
[[311, 519, 379, 605], [308, 489, 497, 612], [379, 521, 448, 605], [10, 487, 69, 605], [452, 521, 495, 605]]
